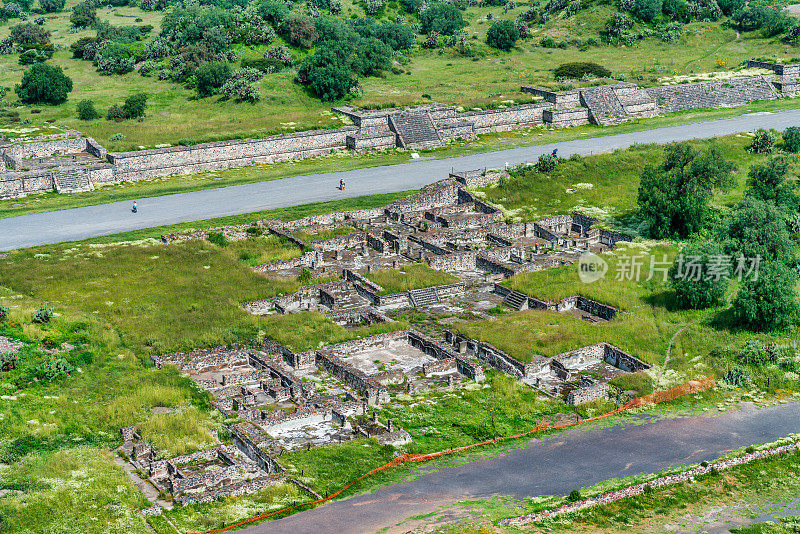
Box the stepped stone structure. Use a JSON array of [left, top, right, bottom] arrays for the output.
[[2, 60, 793, 199]]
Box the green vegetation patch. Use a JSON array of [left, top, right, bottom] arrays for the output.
[[365, 263, 460, 295]]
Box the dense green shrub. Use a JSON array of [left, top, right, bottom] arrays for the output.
[[76, 99, 98, 120], [567, 489, 581, 502], [783, 126, 800, 153], [207, 232, 228, 246], [604, 12, 634, 35], [31, 355, 73, 381], [196, 60, 231, 96], [10, 22, 50, 44], [553, 62, 611, 79], [15, 62, 72, 104], [732, 5, 792, 36], [121, 93, 147, 119], [221, 71, 261, 102], [419, 2, 466, 35], [280, 14, 318, 48], [748, 128, 776, 154], [70, 36, 97, 59], [638, 142, 736, 239], [70, 1, 96, 28], [33, 305, 53, 324], [669, 240, 729, 309], [633, 0, 662, 22], [716, 0, 743, 15], [486, 20, 519, 50], [723, 364, 750, 387], [106, 104, 125, 121], [305, 62, 355, 101], [39, 0, 65, 12], [18, 48, 49, 64], [536, 153, 558, 172], [732, 261, 799, 331], [0, 305, 8, 322]]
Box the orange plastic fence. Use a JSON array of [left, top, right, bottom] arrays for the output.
[[187, 376, 715, 534]]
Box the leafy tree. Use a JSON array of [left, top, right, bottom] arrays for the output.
[[196, 60, 232, 96], [669, 240, 730, 309], [305, 62, 355, 101], [419, 2, 466, 35], [39, 0, 65, 13], [76, 99, 98, 120], [633, 0, 662, 21], [350, 18, 414, 50], [715, 0, 743, 15], [352, 37, 392, 76], [70, 1, 96, 28], [280, 14, 318, 48], [486, 20, 519, 50], [10, 22, 50, 44], [745, 157, 799, 212], [732, 261, 798, 331], [718, 196, 796, 262], [783, 126, 800, 153], [256, 0, 289, 23], [15, 62, 72, 104], [732, 5, 792, 36], [662, 0, 689, 21], [121, 92, 147, 119], [637, 142, 736, 239]]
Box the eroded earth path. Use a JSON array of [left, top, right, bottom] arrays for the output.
[[2, 109, 799, 250], [244, 401, 800, 534]]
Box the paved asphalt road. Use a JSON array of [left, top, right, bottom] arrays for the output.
[[1, 109, 799, 250], [243, 401, 800, 534]]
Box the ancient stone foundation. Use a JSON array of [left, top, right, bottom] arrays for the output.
[[2, 60, 794, 199]]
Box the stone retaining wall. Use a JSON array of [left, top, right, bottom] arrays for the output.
[[109, 127, 358, 181]]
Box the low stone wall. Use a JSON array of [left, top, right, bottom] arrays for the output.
[[543, 108, 590, 127], [5, 136, 85, 160], [109, 127, 358, 181]]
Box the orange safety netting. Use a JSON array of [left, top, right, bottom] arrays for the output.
[[187, 375, 715, 534]]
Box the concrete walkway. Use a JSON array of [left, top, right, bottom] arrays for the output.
[[2, 109, 799, 250], [240, 401, 800, 534]]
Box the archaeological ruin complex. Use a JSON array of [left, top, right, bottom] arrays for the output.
[[0, 59, 796, 199], [127, 166, 653, 505]]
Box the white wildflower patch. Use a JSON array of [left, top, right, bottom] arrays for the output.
[[574, 182, 593, 189]]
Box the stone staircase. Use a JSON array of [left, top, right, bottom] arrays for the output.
[[502, 290, 529, 311], [52, 168, 93, 193], [408, 287, 441, 308], [579, 86, 628, 126], [389, 112, 443, 150]]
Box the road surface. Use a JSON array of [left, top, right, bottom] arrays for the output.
[[1, 109, 798, 250], [242, 401, 800, 534]]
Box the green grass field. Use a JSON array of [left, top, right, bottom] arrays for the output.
[[366, 263, 460, 294], [1, 133, 800, 532]]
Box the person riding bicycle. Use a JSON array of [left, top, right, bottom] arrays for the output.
[[339, 178, 345, 191], [132, 201, 138, 213], [551, 148, 558, 158]]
